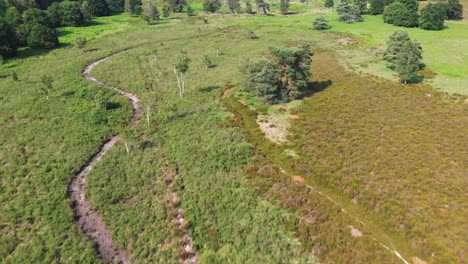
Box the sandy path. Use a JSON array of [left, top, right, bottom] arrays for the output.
[[68, 51, 141, 264]]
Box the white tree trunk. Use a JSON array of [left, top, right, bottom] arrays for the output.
[[173, 67, 183, 97], [124, 141, 130, 154], [146, 104, 151, 127], [180, 73, 185, 97]]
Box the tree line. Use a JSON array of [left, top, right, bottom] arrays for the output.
[[324, 0, 463, 30]]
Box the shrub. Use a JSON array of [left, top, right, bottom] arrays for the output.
[[142, 3, 160, 24], [313, 16, 331, 30], [397, 0, 418, 11], [203, 0, 221, 13], [228, 0, 241, 13], [75, 36, 87, 49], [0, 20, 17, 56], [280, 0, 289, 14], [162, 4, 171, 17], [59, 1, 85, 26], [186, 5, 195, 16], [446, 0, 463, 19], [336, 3, 363, 23], [383, 2, 418, 27], [419, 3, 446, 30], [368, 0, 384, 14], [163, 0, 187, 12], [26, 23, 59, 49], [88, 0, 110, 16], [324, 0, 334, 8]]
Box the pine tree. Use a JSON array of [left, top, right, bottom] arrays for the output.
[[228, 0, 240, 12], [313, 16, 331, 30], [395, 40, 423, 84], [324, 0, 334, 8]]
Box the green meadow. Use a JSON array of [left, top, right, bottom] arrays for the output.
[[1, 4, 467, 264]]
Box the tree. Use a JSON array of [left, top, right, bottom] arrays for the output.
[[59, 1, 85, 26], [245, 0, 253, 13], [173, 51, 190, 97], [353, 0, 367, 12], [186, 5, 195, 16], [383, 2, 418, 27], [313, 16, 330, 30], [162, 4, 171, 17], [280, 0, 289, 14], [368, 0, 384, 14], [419, 3, 446, 30], [228, 0, 240, 12], [163, 0, 187, 12], [256, 0, 269, 14], [246, 44, 313, 104], [47, 2, 61, 26], [18, 8, 59, 49], [446, 0, 463, 19], [88, 0, 110, 16], [124, 0, 141, 14], [324, 0, 334, 8], [0, 19, 18, 56], [397, 0, 417, 11], [106, 0, 124, 14], [336, 3, 363, 23], [80, 1, 92, 24], [142, 3, 160, 23], [395, 40, 423, 84], [384, 30, 411, 67], [203, 0, 221, 13], [40, 75, 53, 100]]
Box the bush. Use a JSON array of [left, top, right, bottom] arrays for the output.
[[324, 0, 334, 8], [0, 20, 17, 56], [26, 23, 59, 49], [368, 0, 384, 14], [336, 3, 363, 23], [419, 3, 446, 30], [446, 0, 463, 19], [228, 0, 241, 12], [75, 36, 87, 49], [280, 0, 289, 14], [203, 0, 221, 12], [397, 0, 418, 11], [186, 5, 195, 16], [383, 2, 418, 27], [89, 0, 110, 16], [163, 0, 187, 12], [59, 1, 85, 26], [313, 16, 331, 30]]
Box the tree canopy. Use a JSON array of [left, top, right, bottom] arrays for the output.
[[246, 44, 313, 104]]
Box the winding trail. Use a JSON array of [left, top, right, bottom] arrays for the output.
[[68, 51, 141, 264]]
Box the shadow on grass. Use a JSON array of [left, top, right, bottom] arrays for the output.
[[199, 85, 220, 93], [305, 79, 333, 96]]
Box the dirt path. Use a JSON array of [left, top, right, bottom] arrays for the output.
[[68, 51, 141, 264]]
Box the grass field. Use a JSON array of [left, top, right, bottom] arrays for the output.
[[1, 5, 467, 264]]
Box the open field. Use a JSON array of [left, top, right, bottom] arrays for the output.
[[1, 4, 467, 264]]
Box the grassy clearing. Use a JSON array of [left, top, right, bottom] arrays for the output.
[[326, 14, 468, 95]]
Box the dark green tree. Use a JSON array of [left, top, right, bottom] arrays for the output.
[[106, 0, 124, 14], [383, 2, 418, 27], [162, 4, 171, 17], [313, 16, 330, 30], [89, 0, 110, 16], [324, 0, 334, 8], [397, 0, 417, 11], [446, 0, 463, 19], [186, 5, 195, 15], [17, 8, 59, 49], [59, 1, 85, 26], [353, 0, 367, 12], [228, 0, 240, 12], [0, 20, 17, 56], [246, 44, 313, 104], [47, 2, 61, 26], [124, 0, 141, 14], [395, 40, 423, 84], [368, 0, 384, 14], [163, 0, 187, 12], [336, 3, 363, 23], [203, 0, 221, 13], [419, 3, 446, 30], [384, 30, 411, 67], [80, 1, 92, 24], [280, 0, 289, 14]]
